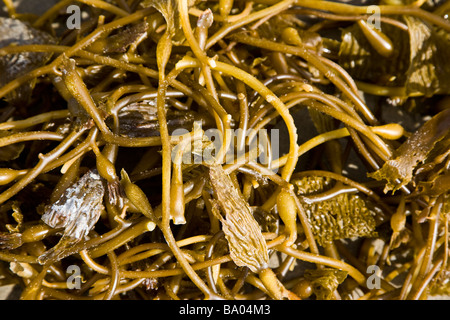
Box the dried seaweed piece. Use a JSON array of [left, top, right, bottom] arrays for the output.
[[209, 164, 269, 273], [41, 169, 105, 239], [0, 231, 22, 250], [369, 108, 450, 193], [114, 101, 197, 137], [0, 17, 55, 105], [5, 201, 23, 232], [293, 176, 377, 246], [142, 0, 190, 45], [304, 268, 348, 300], [38, 169, 105, 264], [87, 22, 149, 54], [0, 200, 24, 249]]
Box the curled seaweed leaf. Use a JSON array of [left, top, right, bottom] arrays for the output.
[[142, 0, 191, 45], [5, 201, 23, 232], [304, 268, 348, 300], [369, 108, 450, 193]]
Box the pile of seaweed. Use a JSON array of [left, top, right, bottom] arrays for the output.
[[0, 0, 449, 300]]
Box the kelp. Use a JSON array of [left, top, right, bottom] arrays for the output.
[[304, 268, 348, 300], [293, 176, 378, 246], [142, 0, 188, 45], [87, 21, 149, 54], [0, 0, 448, 301], [369, 108, 450, 193], [0, 17, 55, 105], [208, 164, 269, 273], [339, 15, 450, 98], [0, 132, 25, 161], [112, 100, 201, 137]]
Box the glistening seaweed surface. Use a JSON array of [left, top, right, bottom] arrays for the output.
[[0, 0, 449, 300]]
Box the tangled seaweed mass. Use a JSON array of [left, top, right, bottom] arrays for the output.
[[0, 0, 449, 300]]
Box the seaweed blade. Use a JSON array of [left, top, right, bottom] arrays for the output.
[[209, 165, 269, 273]]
